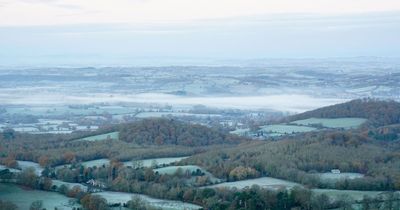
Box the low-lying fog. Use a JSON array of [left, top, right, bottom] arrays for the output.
[[0, 93, 346, 113]]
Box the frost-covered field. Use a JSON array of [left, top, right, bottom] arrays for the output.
[[0, 183, 81, 210], [154, 165, 220, 182], [56, 158, 110, 170], [75, 132, 119, 142], [154, 165, 203, 175], [124, 157, 188, 168], [316, 172, 365, 182], [17, 160, 44, 176], [56, 156, 188, 170], [205, 177, 300, 190], [260, 124, 317, 134], [311, 189, 394, 202], [94, 191, 202, 210], [80, 159, 110, 168], [292, 118, 367, 128], [51, 180, 88, 191]]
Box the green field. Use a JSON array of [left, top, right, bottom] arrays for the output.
[[75, 132, 119, 142], [260, 124, 317, 135], [0, 183, 81, 210], [292, 118, 367, 129], [205, 177, 300, 190]]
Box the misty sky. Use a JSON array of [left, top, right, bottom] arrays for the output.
[[1, 0, 400, 66]]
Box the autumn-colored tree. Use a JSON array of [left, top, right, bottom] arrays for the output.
[[80, 194, 109, 210], [229, 166, 259, 181], [67, 186, 84, 198], [2, 156, 18, 168], [38, 155, 50, 167], [17, 167, 38, 188], [40, 177, 53, 191], [63, 151, 76, 164]]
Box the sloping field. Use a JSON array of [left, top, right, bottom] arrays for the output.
[[316, 172, 365, 183], [205, 177, 300, 190], [292, 118, 367, 129], [260, 124, 316, 134], [154, 165, 220, 182], [75, 132, 119, 142], [56, 156, 188, 170], [311, 189, 390, 202], [123, 157, 188, 168], [17, 160, 44, 176], [0, 183, 81, 210], [51, 180, 88, 191], [94, 191, 202, 210]]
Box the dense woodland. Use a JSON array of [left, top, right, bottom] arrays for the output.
[[118, 118, 244, 146], [1, 99, 400, 209]]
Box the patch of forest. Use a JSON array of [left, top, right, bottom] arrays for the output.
[[287, 99, 400, 127], [118, 118, 245, 146]]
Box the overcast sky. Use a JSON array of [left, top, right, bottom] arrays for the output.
[[1, 0, 399, 66]]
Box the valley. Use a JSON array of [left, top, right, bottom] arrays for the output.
[[1, 99, 400, 209]]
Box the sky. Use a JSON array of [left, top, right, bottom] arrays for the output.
[[0, 0, 400, 66]]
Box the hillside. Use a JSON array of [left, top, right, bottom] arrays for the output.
[[183, 129, 400, 191], [288, 99, 400, 127], [119, 118, 244, 146]]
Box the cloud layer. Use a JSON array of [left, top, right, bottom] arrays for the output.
[[0, 0, 399, 65], [1, 0, 400, 26]]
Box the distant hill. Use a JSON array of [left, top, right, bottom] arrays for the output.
[[119, 118, 244, 146], [288, 99, 400, 127]]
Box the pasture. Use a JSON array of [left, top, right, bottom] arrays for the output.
[[205, 177, 300, 190], [0, 183, 81, 210], [51, 180, 88, 191], [17, 160, 44, 176], [154, 165, 220, 182], [75, 131, 119, 142], [316, 172, 365, 183], [123, 157, 188, 168], [94, 191, 202, 210], [56, 156, 188, 170], [311, 189, 391, 202], [292, 118, 367, 129], [260, 124, 316, 135]]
